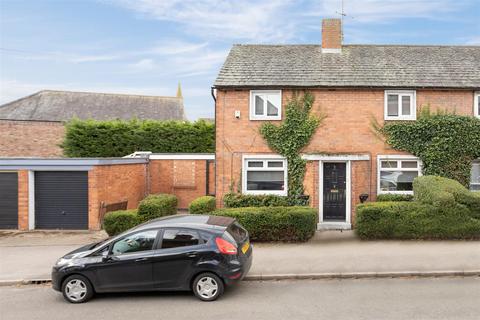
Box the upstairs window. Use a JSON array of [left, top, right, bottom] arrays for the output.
[[471, 160, 480, 191], [250, 90, 281, 120], [384, 90, 416, 121], [378, 157, 422, 194], [242, 157, 287, 195], [475, 92, 479, 118]]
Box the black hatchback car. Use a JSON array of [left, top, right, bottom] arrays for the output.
[[52, 215, 252, 303]]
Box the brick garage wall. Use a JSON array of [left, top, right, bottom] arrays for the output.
[[149, 159, 212, 209], [0, 120, 65, 157], [88, 163, 147, 230], [215, 88, 475, 221], [17, 170, 29, 230]]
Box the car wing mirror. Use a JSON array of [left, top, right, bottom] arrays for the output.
[[102, 254, 119, 262]]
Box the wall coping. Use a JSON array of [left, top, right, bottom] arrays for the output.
[[0, 158, 148, 170], [149, 153, 215, 160]]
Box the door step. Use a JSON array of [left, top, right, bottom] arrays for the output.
[[317, 222, 351, 230]]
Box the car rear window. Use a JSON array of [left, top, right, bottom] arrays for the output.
[[226, 222, 248, 243]]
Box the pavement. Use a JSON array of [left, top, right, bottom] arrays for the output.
[[1, 230, 480, 283], [2, 278, 480, 320]]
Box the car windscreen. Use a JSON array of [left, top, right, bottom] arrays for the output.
[[226, 222, 248, 243]]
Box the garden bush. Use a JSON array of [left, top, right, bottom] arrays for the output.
[[103, 210, 140, 236], [223, 193, 309, 208], [62, 119, 215, 157], [376, 194, 413, 202], [355, 201, 480, 240], [189, 196, 216, 214], [138, 193, 177, 221], [194, 206, 317, 242]]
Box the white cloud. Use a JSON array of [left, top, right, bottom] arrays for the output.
[[463, 36, 480, 45], [128, 58, 156, 71]]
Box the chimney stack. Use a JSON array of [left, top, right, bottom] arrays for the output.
[[322, 18, 342, 53]]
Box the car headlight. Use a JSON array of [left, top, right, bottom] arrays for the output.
[[55, 258, 72, 267]]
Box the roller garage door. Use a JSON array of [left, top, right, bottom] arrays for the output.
[[0, 172, 18, 229], [35, 171, 88, 229]]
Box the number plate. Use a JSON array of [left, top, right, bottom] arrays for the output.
[[241, 241, 250, 254]]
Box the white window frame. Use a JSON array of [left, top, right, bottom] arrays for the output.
[[249, 90, 282, 120], [377, 155, 422, 195], [384, 90, 417, 121], [242, 154, 287, 196], [471, 160, 480, 192], [474, 92, 479, 118]]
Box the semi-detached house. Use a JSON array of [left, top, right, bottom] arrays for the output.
[[213, 19, 480, 229]]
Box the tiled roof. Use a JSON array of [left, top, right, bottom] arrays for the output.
[[0, 90, 186, 121], [214, 44, 480, 88]]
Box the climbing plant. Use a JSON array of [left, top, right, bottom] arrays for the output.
[[260, 92, 324, 197], [374, 107, 480, 187]]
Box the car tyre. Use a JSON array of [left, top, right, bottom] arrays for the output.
[[61, 275, 94, 303], [192, 273, 224, 301]]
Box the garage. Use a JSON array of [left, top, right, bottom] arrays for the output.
[[0, 172, 18, 229], [35, 171, 88, 230]]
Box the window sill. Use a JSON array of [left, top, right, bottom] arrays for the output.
[[378, 191, 414, 195], [249, 116, 282, 121], [243, 191, 288, 196], [384, 117, 417, 121]]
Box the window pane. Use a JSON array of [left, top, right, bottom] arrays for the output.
[[471, 162, 480, 191], [161, 229, 200, 249], [401, 161, 418, 168], [267, 100, 278, 116], [401, 95, 411, 115], [255, 95, 264, 115], [380, 171, 418, 192], [387, 94, 399, 116], [247, 171, 284, 191], [268, 161, 283, 168], [112, 230, 157, 255], [381, 160, 397, 168], [248, 161, 263, 168]]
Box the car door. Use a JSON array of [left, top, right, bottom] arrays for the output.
[[93, 229, 159, 292], [152, 228, 205, 290]]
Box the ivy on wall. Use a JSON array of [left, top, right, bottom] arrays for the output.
[[374, 107, 480, 187], [260, 92, 324, 197]]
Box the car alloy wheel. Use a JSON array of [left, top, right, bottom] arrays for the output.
[[62, 275, 94, 303], [193, 273, 224, 301]]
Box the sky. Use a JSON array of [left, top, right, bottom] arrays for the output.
[[1, 0, 479, 120]]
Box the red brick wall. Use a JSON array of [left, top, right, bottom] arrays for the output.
[[17, 170, 29, 230], [0, 120, 65, 157], [215, 88, 476, 221], [149, 159, 212, 209], [88, 164, 147, 230]]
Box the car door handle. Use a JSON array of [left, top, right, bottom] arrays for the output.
[[186, 252, 198, 258], [135, 257, 149, 262]]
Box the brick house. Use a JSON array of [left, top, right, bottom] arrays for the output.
[[213, 19, 480, 229], [0, 89, 186, 157]]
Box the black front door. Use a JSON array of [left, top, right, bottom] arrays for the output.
[[323, 163, 347, 221]]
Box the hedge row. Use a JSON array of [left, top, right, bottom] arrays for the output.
[[62, 119, 215, 157], [189, 196, 216, 214], [194, 206, 317, 242], [103, 193, 178, 236], [223, 193, 309, 208]]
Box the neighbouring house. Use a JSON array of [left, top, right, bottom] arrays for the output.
[[0, 89, 187, 157], [213, 18, 480, 229]]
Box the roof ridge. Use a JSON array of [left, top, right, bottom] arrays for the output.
[[232, 43, 480, 48], [37, 89, 182, 100]]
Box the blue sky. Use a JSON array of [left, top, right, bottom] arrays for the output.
[[1, 0, 479, 120]]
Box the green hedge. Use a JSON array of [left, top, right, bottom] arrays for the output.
[[103, 210, 140, 236], [414, 176, 480, 217], [189, 196, 216, 214], [223, 193, 309, 208], [196, 206, 317, 242], [355, 201, 480, 240], [376, 194, 413, 202], [138, 193, 177, 221], [62, 119, 215, 157]]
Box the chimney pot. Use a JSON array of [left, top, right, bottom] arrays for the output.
[[322, 18, 342, 53]]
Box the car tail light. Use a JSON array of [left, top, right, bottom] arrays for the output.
[[215, 237, 237, 255]]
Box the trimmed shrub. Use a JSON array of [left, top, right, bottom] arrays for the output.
[[414, 176, 480, 217], [189, 196, 216, 214], [355, 201, 480, 240], [138, 193, 177, 221], [195, 206, 317, 242], [62, 119, 215, 157], [103, 210, 140, 236], [376, 194, 414, 202], [223, 193, 309, 208]]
